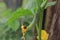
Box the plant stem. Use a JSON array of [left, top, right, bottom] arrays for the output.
[[36, 8, 43, 40], [27, 14, 36, 31], [39, 9, 44, 40]]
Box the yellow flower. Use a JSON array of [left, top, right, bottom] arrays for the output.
[[41, 30, 49, 40], [37, 30, 49, 40], [21, 25, 49, 40], [21, 25, 27, 34]]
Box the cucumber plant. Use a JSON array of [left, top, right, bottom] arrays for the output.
[[0, 0, 56, 40]]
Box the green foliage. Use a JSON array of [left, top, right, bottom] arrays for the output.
[[5, 8, 33, 31], [40, 0, 48, 9], [0, 0, 56, 40], [6, 8, 33, 25], [45, 1, 56, 9], [8, 20, 20, 31]]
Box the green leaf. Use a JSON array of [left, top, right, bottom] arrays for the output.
[[37, 0, 43, 5], [39, 0, 43, 5], [6, 8, 33, 25], [8, 20, 20, 31], [45, 1, 56, 9], [40, 0, 48, 9]]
